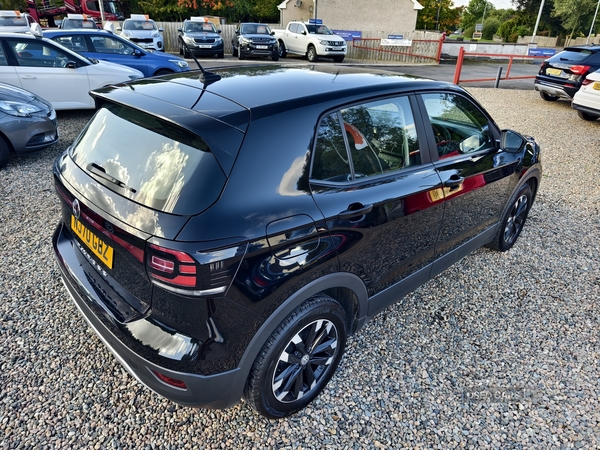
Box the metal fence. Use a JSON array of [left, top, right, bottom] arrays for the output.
[[152, 22, 443, 63]]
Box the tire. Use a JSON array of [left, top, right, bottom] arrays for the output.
[[307, 45, 318, 62], [539, 92, 559, 102], [183, 44, 190, 59], [232, 45, 238, 57], [179, 45, 183, 56], [153, 69, 172, 76], [0, 135, 10, 169], [217, 51, 224, 59], [238, 51, 245, 60], [244, 294, 347, 419], [333, 56, 344, 63], [577, 110, 599, 121], [488, 183, 533, 252], [278, 41, 286, 58], [271, 53, 279, 62]]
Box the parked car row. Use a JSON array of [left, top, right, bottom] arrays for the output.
[[0, 16, 192, 168], [534, 44, 600, 121]]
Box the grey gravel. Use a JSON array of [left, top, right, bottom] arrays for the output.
[[1, 89, 599, 449]]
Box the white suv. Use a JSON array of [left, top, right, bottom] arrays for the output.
[[119, 14, 164, 51]]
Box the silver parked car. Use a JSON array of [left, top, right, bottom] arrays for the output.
[[0, 82, 58, 168]]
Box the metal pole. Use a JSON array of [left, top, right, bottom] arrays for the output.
[[99, 0, 106, 22], [587, 0, 600, 45], [531, 0, 545, 44], [495, 67, 503, 88]]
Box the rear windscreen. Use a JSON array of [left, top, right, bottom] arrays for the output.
[[550, 49, 596, 63], [70, 103, 226, 215]]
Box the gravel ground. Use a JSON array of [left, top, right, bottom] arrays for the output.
[[1, 89, 599, 449]]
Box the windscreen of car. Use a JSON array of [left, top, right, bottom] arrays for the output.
[[306, 24, 333, 35], [185, 21, 216, 33], [0, 17, 27, 27], [241, 24, 270, 34], [69, 103, 226, 215], [550, 49, 597, 63], [124, 20, 157, 31]]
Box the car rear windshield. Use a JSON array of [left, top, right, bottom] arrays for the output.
[[69, 103, 226, 216], [550, 49, 597, 63]]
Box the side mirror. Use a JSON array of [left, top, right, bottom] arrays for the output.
[[235, 30, 240, 35], [500, 129, 526, 153], [133, 49, 143, 56], [159, 27, 164, 32], [218, 29, 222, 34], [177, 28, 182, 32], [66, 61, 77, 69], [302, 30, 307, 35]]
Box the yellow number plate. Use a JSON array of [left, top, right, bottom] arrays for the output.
[[71, 215, 114, 269], [593, 82, 600, 91], [546, 68, 562, 76]]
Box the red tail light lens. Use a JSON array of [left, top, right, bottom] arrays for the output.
[[582, 78, 593, 86], [146, 241, 248, 297], [570, 65, 590, 75]]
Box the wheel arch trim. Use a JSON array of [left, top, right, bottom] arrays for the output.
[[225, 272, 368, 407]]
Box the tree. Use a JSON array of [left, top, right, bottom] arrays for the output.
[[461, 0, 494, 31], [552, 0, 597, 38], [416, 0, 464, 31]]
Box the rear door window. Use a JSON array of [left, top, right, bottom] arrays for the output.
[[70, 103, 226, 215], [311, 96, 422, 182]]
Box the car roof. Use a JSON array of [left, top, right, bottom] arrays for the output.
[[92, 65, 455, 117], [563, 45, 600, 52]]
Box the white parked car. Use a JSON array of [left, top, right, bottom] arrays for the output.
[[117, 14, 164, 51], [0, 11, 37, 33], [0, 27, 143, 110], [572, 69, 600, 121]]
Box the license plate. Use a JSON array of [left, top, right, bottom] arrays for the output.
[[256, 45, 268, 49], [197, 44, 212, 48], [71, 215, 114, 269], [594, 82, 600, 90], [546, 68, 562, 76]]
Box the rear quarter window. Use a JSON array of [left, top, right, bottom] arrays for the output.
[[70, 103, 226, 215]]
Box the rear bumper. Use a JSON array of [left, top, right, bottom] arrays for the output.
[[52, 222, 240, 410], [534, 78, 578, 99], [572, 89, 600, 115]]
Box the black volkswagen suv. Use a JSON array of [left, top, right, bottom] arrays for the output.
[[52, 66, 541, 418]]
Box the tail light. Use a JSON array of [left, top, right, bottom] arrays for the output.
[[146, 240, 248, 297], [582, 78, 593, 86], [570, 65, 590, 75]]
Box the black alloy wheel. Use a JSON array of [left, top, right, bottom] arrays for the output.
[[244, 294, 347, 418], [489, 183, 533, 251]]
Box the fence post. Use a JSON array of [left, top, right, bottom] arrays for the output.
[[494, 67, 503, 88], [436, 32, 445, 63], [453, 46, 465, 85]]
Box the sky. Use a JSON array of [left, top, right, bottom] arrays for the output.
[[452, 0, 516, 8]]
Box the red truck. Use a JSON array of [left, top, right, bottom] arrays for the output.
[[26, 0, 123, 26]]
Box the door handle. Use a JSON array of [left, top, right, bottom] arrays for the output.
[[338, 203, 373, 220], [443, 175, 464, 190], [21, 75, 37, 79]]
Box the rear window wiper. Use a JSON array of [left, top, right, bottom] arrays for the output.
[[87, 162, 137, 193]]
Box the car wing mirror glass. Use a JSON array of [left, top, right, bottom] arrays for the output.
[[133, 49, 143, 56], [500, 129, 526, 153], [66, 61, 77, 69]]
